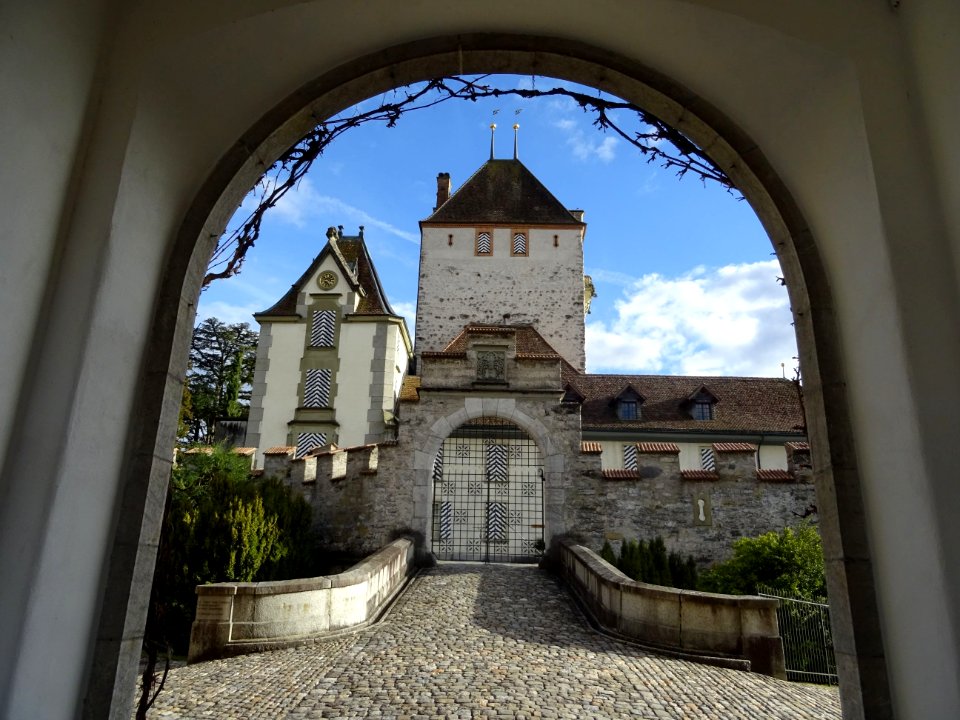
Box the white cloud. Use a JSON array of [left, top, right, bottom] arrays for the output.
[[391, 300, 417, 337], [195, 299, 263, 327], [552, 118, 618, 164], [585, 260, 797, 377], [254, 177, 418, 244]]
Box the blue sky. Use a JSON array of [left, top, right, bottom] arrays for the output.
[[199, 76, 797, 378]]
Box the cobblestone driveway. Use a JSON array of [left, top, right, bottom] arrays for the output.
[[144, 563, 840, 719]]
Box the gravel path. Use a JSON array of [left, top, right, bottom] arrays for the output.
[[143, 563, 841, 719]]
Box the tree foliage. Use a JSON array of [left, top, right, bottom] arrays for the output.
[[698, 523, 826, 600], [183, 318, 258, 444], [147, 445, 317, 656], [600, 535, 698, 590]]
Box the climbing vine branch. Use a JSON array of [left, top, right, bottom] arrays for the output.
[[204, 76, 734, 287]]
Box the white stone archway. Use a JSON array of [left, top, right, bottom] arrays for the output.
[[2, 4, 960, 719]]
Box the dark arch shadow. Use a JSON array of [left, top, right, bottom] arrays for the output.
[[89, 33, 885, 719]]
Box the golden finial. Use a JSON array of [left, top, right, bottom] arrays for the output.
[[489, 123, 497, 159], [513, 123, 520, 159]]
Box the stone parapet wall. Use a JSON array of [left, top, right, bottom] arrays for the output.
[[187, 537, 415, 663], [263, 442, 415, 556], [557, 540, 785, 678], [259, 414, 816, 569]]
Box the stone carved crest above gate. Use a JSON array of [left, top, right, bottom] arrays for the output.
[[476, 350, 506, 381]]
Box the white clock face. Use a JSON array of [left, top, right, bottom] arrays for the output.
[[318, 271, 338, 290]]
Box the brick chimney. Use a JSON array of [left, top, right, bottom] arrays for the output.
[[435, 172, 451, 210]]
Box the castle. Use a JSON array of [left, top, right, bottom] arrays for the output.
[[245, 154, 814, 565]]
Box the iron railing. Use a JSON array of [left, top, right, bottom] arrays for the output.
[[757, 584, 838, 685]]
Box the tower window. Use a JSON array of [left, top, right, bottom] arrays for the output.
[[475, 230, 493, 256], [511, 231, 528, 256]]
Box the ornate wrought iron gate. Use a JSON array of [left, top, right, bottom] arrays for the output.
[[431, 417, 544, 563]]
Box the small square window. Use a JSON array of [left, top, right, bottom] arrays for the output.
[[618, 400, 639, 420], [475, 230, 493, 255], [692, 401, 714, 420]]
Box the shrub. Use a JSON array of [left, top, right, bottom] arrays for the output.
[[698, 523, 826, 600], [603, 535, 697, 590], [149, 445, 318, 654]]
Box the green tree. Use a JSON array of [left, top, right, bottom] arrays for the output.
[[698, 523, 826, 600], [608, 535, 697, 590], [600, 540, 617, 566], [148, 445, 317, 656], [183, 318, 258, 443]]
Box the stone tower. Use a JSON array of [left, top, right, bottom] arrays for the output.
[[415, 159, 588, 370]]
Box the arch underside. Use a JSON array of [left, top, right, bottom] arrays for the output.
[[92, 32, 885, 720]]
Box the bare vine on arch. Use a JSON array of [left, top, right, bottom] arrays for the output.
[[204, 76, 734, 288]]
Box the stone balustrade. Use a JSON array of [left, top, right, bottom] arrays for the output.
[[557, 539, 786, 677], [187, 536, 416, 663]]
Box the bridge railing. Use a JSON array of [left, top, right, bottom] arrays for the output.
[[187, 536, 416, 663], [557, 539, 786, 677]]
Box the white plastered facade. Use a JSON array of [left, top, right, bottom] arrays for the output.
[[247, 242, 411, 466], [1, 2, 959, 718]]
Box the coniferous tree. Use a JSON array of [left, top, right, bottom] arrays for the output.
[[182, 318, 258, 443]]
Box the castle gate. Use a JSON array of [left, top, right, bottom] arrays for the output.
[[431, 417, 543, 563]]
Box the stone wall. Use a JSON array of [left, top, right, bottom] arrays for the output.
[[564, 444, 818, 566], [264, 423, 816, 568], [262, 443, 416, 557], [415, 226, 586, 371]]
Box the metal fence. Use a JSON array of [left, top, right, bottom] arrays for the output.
[[757, 585, 838, 685]]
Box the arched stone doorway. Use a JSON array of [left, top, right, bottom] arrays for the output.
[[10, 15, 940, 717], [431, 417, 544, 563], [113, 39, 881, 716]]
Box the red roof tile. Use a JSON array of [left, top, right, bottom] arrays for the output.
[[565, 370, 805, 435], [713, 442, 758, 453], [757, 469, 795, 482], [602, 469, 640, 480], [263, 446, 295, 455], [256, 234, 397, 318], [681, 470, 720, 481], [637, 442, 680, 454]]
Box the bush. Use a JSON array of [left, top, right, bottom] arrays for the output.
[[148, 445, 318, 654], [601, 535, 697, 590], [697, 523, 826, 600]]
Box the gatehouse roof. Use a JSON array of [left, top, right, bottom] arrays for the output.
[[422, 159, 584, 226]]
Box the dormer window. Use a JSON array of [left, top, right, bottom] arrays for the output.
[[618, 400, 639, 420], [691, 400, 713, 420], [687, 386, 718, 421], [613, 385, 645, 421]]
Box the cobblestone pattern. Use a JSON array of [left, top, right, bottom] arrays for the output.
[[143, 564, 839, 719]]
